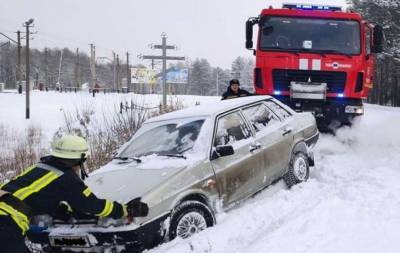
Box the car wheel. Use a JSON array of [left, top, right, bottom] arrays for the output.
[[169, 200, 215, 240], [284, 152, 309, 188]]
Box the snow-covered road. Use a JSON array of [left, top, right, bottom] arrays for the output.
[[149, 104, 400, 253]]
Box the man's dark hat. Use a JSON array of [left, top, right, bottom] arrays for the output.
[[230, 79, 240, 86]]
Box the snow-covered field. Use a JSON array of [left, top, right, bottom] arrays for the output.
[[0, 91, 218, 145], [1, 91, 399, 253]]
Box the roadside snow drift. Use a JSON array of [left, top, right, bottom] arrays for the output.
[[149, 104, 400, 253]]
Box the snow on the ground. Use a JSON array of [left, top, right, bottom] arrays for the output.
[[0, 90, 219, 144], [1, 91, 400, 253], [148, 104, 400, 253]]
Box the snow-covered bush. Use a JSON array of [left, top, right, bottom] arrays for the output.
[[0, 124, 46, 182]]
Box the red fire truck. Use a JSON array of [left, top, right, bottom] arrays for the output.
[[246, 4, 384, 129]]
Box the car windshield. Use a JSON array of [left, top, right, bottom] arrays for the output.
[[119, 119, 205, 158], [259, 16, 361, 55]]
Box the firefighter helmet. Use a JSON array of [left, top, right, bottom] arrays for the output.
[[51, 135, 89, 160]]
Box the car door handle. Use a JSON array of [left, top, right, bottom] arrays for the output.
[[282, 126, 293, 136], [249, 143, 262, 152]]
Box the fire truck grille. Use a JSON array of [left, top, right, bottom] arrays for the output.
[[272, 69, 347, 93]]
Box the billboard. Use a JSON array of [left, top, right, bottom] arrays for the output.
[[166, 68, 189, 84], [131, 68, 157, 84]]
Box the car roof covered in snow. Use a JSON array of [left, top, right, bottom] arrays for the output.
[[146, 95, 272, 123]]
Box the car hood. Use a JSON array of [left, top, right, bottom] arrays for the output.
[[85, 155, 192, 203]]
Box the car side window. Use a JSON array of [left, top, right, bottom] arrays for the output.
[[242, 104, 279, 132], [214, 111, 251, 146], [265, 101, 292, 119]]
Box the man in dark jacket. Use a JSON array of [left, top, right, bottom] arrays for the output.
[[0, 135, 148, 253], [221, 79, 251, 100]]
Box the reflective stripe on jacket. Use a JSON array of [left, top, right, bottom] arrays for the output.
[[0, 157, 126, 234]]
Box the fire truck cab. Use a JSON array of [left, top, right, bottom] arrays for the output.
[[246, 4, 384, 130]]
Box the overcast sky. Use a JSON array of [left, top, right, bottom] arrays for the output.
[[0, 0, 347, 69]]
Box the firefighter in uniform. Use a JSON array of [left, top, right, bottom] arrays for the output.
[[0, 135, 149, 253], [221, 79, 251, 100]]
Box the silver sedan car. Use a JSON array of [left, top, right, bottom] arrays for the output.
[[28, 95, 319, 252]]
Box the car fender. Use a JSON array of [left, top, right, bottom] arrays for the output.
[[168, 188, 217, 214], [285, 141, 308, 173]]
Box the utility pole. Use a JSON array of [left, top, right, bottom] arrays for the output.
[[44, 48, 48, 89], [16, 31, 22, 92], [216, 69, 219, 96], [141, 33, 185, 108], [126, 52, 131, 92], [89, 44, 96, 90], [112, 51, 116, 91], [116, 54, 120, 91], [75, 48, 80, 89], [24, 18, 34, 119], [56, 49, 63, 90]]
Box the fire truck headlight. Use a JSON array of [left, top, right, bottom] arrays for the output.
[[274, 91, 282, 95], [337, 93, 344, 98]]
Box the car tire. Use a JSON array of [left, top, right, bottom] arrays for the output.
[[284, 152, 309, 188], [169, 200, 215, 240]]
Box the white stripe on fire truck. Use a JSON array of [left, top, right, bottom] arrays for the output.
[[299, 59, 308, 70], [312, 59, 321, 70]]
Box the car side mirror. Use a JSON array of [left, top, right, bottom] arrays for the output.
[[246, 20, 254, 49], [211, 145, 234, 160], [246, 17, 259, 50], [372, 24, 384, 53]]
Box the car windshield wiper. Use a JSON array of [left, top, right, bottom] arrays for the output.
[[260, 47, 300, 55], [289, 48, 327, 57], [157, 154, 187, 159], [316, 50, 353, 58], [113, 156, 142, 163]]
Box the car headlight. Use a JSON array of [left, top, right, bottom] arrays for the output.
[[345, 105, 364, 114], [97, 217, 129, 227]]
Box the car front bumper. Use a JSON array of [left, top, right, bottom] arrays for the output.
[[27, 214, 168, 253]]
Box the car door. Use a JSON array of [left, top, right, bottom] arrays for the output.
[[263, 100, 295, 178], [210, 110, 263, 208], [241, 103, 286, 185]]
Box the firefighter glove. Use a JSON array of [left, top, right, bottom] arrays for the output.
[[127, 197, 149, 218]]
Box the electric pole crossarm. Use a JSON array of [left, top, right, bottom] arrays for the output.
[[164, 56, 186, 61], [142, 55, 164, 60], [153, 45, 175, 50], [143, 56, 185, 61]]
